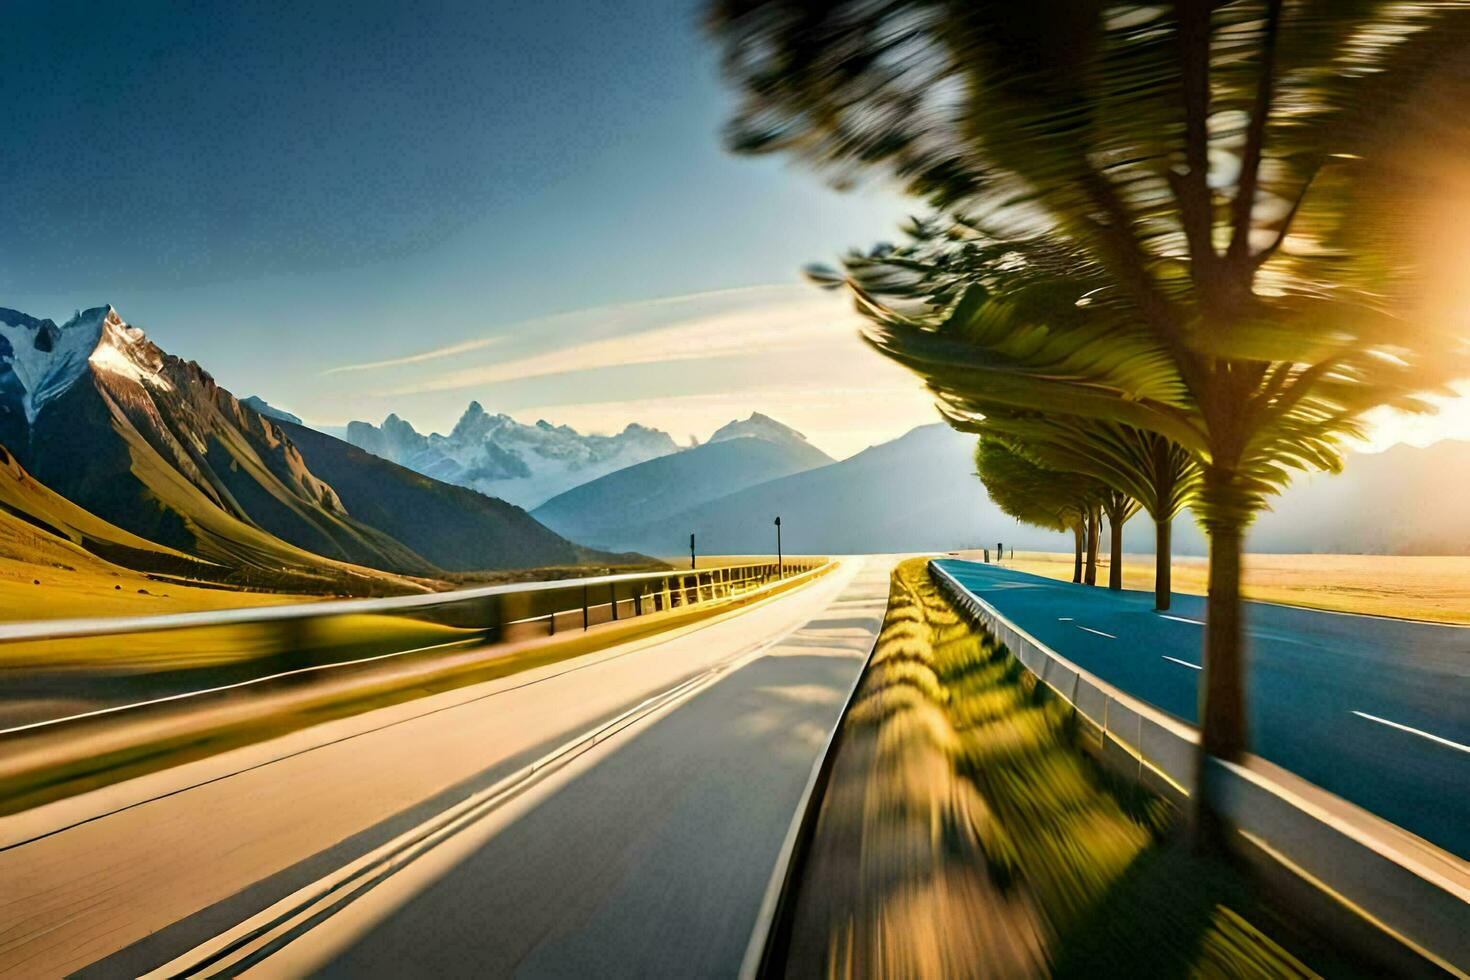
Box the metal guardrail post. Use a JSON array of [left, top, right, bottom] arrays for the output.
[[582, 585, 589, 631]]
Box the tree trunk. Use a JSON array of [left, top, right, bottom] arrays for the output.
[[1107, 508, 1124, 590], [1154, 518, 1172, 611], [1192, 511, 1249, 853], [1200, 521, 1247, 759], [1072, 523, 1084, 583], [1084, 506, 1099, 586]]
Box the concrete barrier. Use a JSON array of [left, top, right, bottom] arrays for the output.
[[929, 559, 1469, 977]]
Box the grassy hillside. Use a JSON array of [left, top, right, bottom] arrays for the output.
[[0, 436, 431, 614], [0, 440, 305, 617], [532, 435, 832, 547], [13, 353, 440, 584], [0, 522, 309, 620]]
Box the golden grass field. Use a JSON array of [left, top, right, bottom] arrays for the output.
[[0, 531, 312, 622], [979, 551, 1470, 625]]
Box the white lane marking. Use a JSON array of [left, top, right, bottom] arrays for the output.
[[1352, 711, 1470, 754], [1057, 617, 1074, 622], [1159, 614, 1204, 626], [1076, 625, 1116, 639], [1162, 656, 1202, 671]]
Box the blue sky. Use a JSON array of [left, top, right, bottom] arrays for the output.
[[1, 0, 932, 456], [2, 1, 1462, 456]]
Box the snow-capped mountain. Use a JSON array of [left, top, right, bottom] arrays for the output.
[[345, 402, 680, 508], [0, 306, 170, 425], [0, 304, 633, 586], [707, 412, 815, 451], [0, 304, 434, 576]]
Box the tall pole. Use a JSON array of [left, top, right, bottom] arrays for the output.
[[774, 516, 782, 577], [690, 532, 696, 570]]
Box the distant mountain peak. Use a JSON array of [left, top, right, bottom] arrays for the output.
[[450, 400, 498, 441], [0, 304, 171, 422], [240, 395, 303, 425], [344, 405, 681, 508], [381, 412, 420, 436], [708, 412, 828, 459]]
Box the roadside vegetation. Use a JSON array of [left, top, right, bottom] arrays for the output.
[[786, 559, 1362, 977]]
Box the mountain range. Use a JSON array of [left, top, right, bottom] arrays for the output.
[[1172, 439, 1470, 556], [523, 417, 1470, 558], [0, 305, 638, 595], [344, 404, 680, 508], [532, 414, 833, 545], [550, 423, 1025, 556], [4, 300, 1461, 610]]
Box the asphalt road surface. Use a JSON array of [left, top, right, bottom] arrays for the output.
[[0, 557, 893, 978], [934, 559, 1469, 859]]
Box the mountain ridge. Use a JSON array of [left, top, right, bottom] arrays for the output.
[[0, 304, 646, 591], [532, 421, 834, 546], [345, 402, 680, 508], [573, 422, 1470, 557], [277, 419, 639, 572]]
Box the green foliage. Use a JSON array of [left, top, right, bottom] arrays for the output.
[[980, 417, 1196, 523], [974, 435, 1101, 534]]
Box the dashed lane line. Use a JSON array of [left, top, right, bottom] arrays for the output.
[[1352, 710, 1469, 754]]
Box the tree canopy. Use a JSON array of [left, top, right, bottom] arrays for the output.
[[709, 0, 1470, 800]]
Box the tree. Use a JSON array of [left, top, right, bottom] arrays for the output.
[[966, 413, 1198, 608], [709, 3, 1470, 835], [974, 436, 1101, 583], [1099, 487, 1141, 591]]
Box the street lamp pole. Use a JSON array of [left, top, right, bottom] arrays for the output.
[[690, 532, 696, 570], [774, 516, 782, 578]]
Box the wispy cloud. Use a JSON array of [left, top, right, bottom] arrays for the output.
[[379, 290, 856, 397], [322, 284, 791, 377], [325, 336, 503, 374]]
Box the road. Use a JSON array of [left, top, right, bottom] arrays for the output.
[[0, 557, 893, 978], [934, 559, 1470, 859]]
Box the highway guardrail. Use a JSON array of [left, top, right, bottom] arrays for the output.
[[1, 560, 824, 649], [0, 559, 832, 821]]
